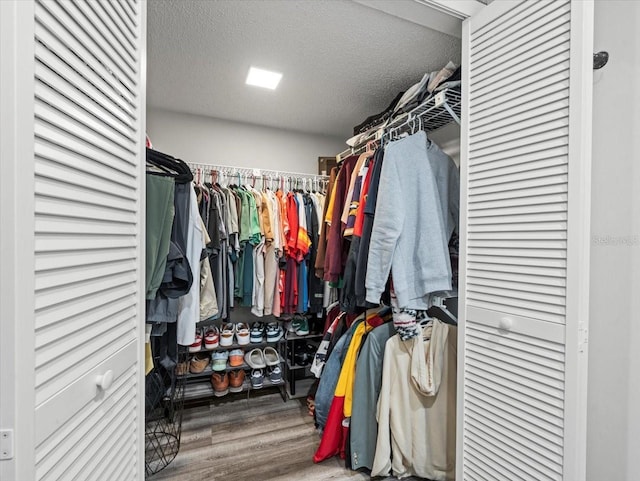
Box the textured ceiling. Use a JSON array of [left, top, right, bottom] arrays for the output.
[[147, 0, 461, 137]]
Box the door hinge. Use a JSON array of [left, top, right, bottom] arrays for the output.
[[578, 323, 589, 353], [0, 429, 13, 460]]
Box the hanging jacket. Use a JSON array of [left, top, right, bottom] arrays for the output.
[[324, 155, 358, 283], [314, 317, 363, 431], [349, 321, 396, 471], [315, 166, 337, 279], [355, 148, 384, 307], [313, 309, 389, 463], [199, 218, 219, 320], [372, 319, 457, 480]]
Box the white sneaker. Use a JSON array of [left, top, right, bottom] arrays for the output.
[[220, 323, 235, 346], [236, 322, 250, 346]]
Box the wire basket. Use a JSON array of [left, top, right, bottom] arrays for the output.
[[144, 346, 186, 477]]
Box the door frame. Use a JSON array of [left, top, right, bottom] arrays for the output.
[[0, 2, 37, 480]]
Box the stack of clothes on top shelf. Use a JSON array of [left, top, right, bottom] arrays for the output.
[[350, 61, 461, 141]]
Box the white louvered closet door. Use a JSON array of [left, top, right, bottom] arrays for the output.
[[31, 0, 145, 480], [459, 1, 593, 480]]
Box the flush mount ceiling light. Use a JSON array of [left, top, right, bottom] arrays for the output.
[[246, 66, 282, 90]]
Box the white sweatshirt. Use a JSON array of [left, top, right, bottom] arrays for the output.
[[373, 319, 457, 480]]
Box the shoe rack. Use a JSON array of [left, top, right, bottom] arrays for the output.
[[179, 314, 287, 403], [282, 330, 323, 399]]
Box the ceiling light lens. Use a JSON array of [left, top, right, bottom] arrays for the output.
[[246, 67, 282, 90]]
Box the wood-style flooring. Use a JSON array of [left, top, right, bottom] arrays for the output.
[[148, 390, 426, 481]]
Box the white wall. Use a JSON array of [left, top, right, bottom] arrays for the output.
[[146, 107, 346, 174], [587, 2, 640, 480], [430, 122, 460, 166]]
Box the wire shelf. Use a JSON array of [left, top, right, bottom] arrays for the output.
[[384, 88, 461, 140], [337, 87, 462, 159]]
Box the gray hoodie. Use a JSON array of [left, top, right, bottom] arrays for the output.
[[365, 131, 459, 309]]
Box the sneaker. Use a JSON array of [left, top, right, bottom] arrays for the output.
[[189, 352, 210, 374], [284, 320, 294, 333], [189, 329, 203, 353], [211, 350, 229, 371], [250, 369, 264, 389], [266, 322, 283, 343], [268, 365, 283, 384], [211, 372, 229, 397], [228, 348, 245, 367], [263, 346, 280, 366], [220, 323, 235, 347], [250, 322, 265, 343], [204, 326, 220, 350], [295, 317, 310, 336], [236, 322, 250, 346], [228, 370, 245, 393], [244, 348, 266, 369], [290, 316, 303, 333]]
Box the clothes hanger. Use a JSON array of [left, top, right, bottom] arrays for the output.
[[146, 148, 193, 182], [426, 294, 458, 325]]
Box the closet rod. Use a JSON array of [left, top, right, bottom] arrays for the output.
[[185, 162, 328, 181]]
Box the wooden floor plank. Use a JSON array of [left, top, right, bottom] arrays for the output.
[[148, 392, 427, 481]]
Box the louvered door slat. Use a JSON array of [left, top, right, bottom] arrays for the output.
[[472, 2, 568, 64], [465, 455, 511, 481], [471, 98, 569, 137], [35, 144, 137, 198], [35, 101, 136, 161], [471, 0, 550, 44], [32, 0, 144, 479], [35, 284, 135, 333], [91, 0, 137, 49], [35, 247, 136, 271], [72, 1, 136, 64], [35, 49, 135, 133], [54, 1, 137, 81], [34, 20, 136, 118], [473, 72, 570, 119], [460, 1, 593, 478], [35, 126, 136, 178], [36, 1, 136, 95], [36, 297, 134, 349], [470, 156, 567, 181], [473, 17, 570, 81], [471, 80, 569, 123], [470, 117, 569, 152], [468, 185, 568, 206], [106, 0, 138, 37], [122, 0, 137, 14]]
